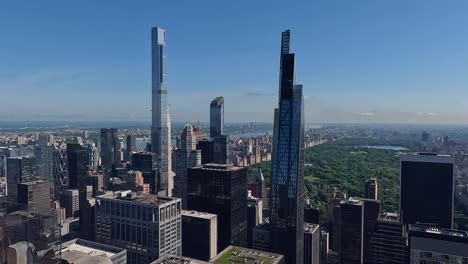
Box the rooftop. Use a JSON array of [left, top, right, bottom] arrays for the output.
[[59, 238, 126, 264], [212, 246, 284, 264], [97, 190, 179, 206], [409, 224, 468, 238], [182, 210, 217, 220], [195, 163, 245, 171], [150, 255, 209, 264], [304, 223, 319, 233]]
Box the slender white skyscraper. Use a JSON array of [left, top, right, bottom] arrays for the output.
[[151, 27, 171, 195]]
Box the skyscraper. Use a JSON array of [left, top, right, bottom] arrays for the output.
[[151, 27, 171, 196], [364, 177, 378, 200], [269, 29, 305, 264], [95, 191, 182, 263], [174, 124, 201, 208], [131, 152, 157, 193], [210, 96, 224, 138], [400, 153, 454, 229], [187, 164, 248, 252], [181, 210, 218, 261], [126, 135, 136, 162], [304, 223, 320, 264], [100, 128, 119, 171], [6, 156, 38, 201]]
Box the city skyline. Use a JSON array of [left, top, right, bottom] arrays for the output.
[[2, 1, 468, 124]]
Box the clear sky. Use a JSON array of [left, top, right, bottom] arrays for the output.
[[1, 0, 468, 124]]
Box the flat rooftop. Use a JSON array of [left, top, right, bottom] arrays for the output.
[[61, 243, 115, 258], [212, 246, 284, 264], [409, 224, 468, 238], [304, 223, 319, 233], [150, 255, 209, 264], [195, 163, 245, 171], [98, 190, 179, 206], [182, 210, 217, 220]]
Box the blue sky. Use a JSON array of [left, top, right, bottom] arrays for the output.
[[1, 0, 468, 124]]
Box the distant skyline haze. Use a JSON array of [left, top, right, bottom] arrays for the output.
[[1, 0, 468, 124]]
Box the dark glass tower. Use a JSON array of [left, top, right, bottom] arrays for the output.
[[131, 152, 157, 193], [269, 30, 305, 264], [210, 96, 224, 138], [400, 153, 454, 229], [100, 128, 119, 170], [187, 164, 248, 253]]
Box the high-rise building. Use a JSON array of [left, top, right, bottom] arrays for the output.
[[269, 29, 305, 264], [100, 128, 120, 171], [53, 147, 69, 196], [252, 223, 273, 252], [364, 177, 378, 200], [174, 125, 201, 208], [247, 169, 267, 209], [196, 139, 214, 165], [131, 152, 158, 194], [151, 27, 171, 196], [328, 187, 347, 252], [400, 153, 454, 229], [210, 96, 224, 138], [304, 223, 320, 264], [247, 194, 263, 248], [212, 135, 228, 165], [59, 238, 127, 264], [408, 224, 468, 263], [61, 189, 80, 218], [6, 156, 37, 201], [17, 181, 51, 210], [181, 210, 217, 261], [95, 191, 182, 264], [367, 212, 409, 264], [187, 164, 248, 252], [126, 135, 137, 162], [340, 197, 380, 264], [304, 204, 320, 224]]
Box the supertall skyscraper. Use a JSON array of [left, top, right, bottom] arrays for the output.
[[151, 27, 171, 195], [210, 96, 224, 138], [269, 30, 305, 264]]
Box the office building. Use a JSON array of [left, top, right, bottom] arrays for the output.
[[269, 30, 305, 264], [187, 164, 248, 252], [131, 152, 157, 193], [96, 191, 182, 264], [61, 189, 80, 218], [248, 169, 267, 209], [210, 96, 224, 138], [252, 223, 273, 252], [126, 135, 137, 162], [408, 224, 468, 263], [328, 187, 347, 252], [6, 156, 37, 201], [53, 147, 69, 196], [364, 177, 378, 200], [320, 231, 330, 264], [340, 197, 380, 264], [367, 212, 409, 264], [151, 27, 171, 196], [212, 135, 228, 165], [67, 143, 87, 190], [400, 153, 454, 228], [17, 181, 51, 210], [196, 139, 214, 165], [304, 223, 320, 264], [59, 238, 127, 264], [174, 124, 201, 208], [247, 194, 263, 248], [182, 210, 217, 261], [100, 128, 120, 171], [211, 246, 284, 264], [304, 204, 320, 224]]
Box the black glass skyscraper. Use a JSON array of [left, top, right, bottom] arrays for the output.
[[269, 30, 305, 264], [131, 152, 157, 193], [187, 164, 248, 253], [400, 153, 454, 229], [210, 96, 224, 138], [100, 128, 119, 170]]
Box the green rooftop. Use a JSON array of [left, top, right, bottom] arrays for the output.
[[212, 246, 284, 264]]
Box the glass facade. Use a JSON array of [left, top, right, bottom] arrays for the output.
[[210, 96, 224, 138], [151, 27, 170, 195], [400, 156, 454, 229], [269, 30, 305, 264]]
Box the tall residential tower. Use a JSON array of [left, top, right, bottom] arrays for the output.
[[269, 30, 305, 264], [151, 27, 171, 195]]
